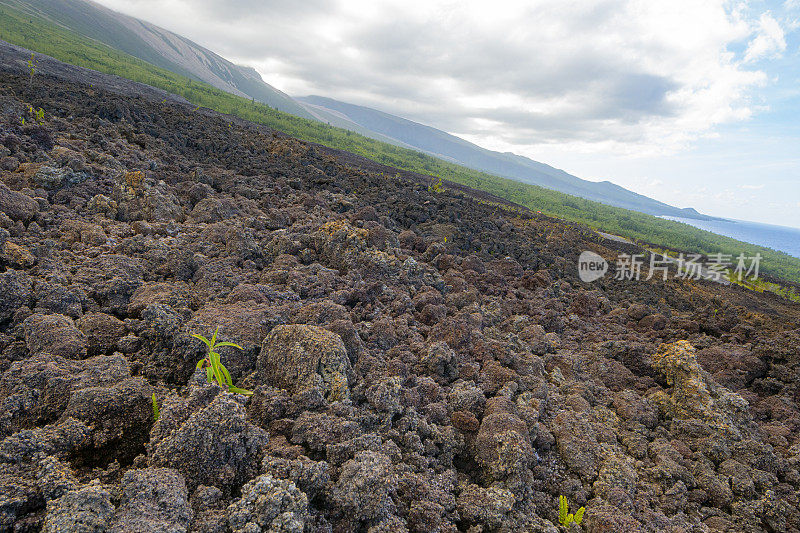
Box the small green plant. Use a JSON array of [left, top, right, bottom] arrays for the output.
[[151, 393, 160, 421], [27, 52, 37, 86], [192, 327, 253, 396], [559, 495, 584, 527], [428, 176, 444, 193], [26, 104, 44, 124]]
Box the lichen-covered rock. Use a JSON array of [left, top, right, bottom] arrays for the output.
[[0, 240, 35, 268], [0, 418, 93, 463], [77, 312, 127, 356], [36, 455, 79, 502], [257, 324, 351, 402], [0, 268, 32, 324], [290, 301, 363, 363], [110, 467, 193, 533], [551, 410, 600, 483], [261, 455, 330, 499], [649, 340, 756, 439], [42, 481, 114, 533], [650, 340, 713, 420], [148, 389, 268, 494], [226, 474, 309, 533], [113, 173, 183, 222], [72, 254, 143, 314], [592, 454, 638, 503], [0, 353, 131, 437], [59, 377, 152, 463], [422, 341, 459, 382], [0, 461, 41, 530], [0, 181, 38, 222], [474, 405, 534, 480], [34, 281, 87, 319], [290, 411, 361, 455], [128, 282, 195, 316], [456, 483, 515, 530], [330, 451, 398, 525], [86, 193, 118, 218], [32, 165, 88, 190], [365, 377, 403, 415], [134, 303, 203, 384], [23, 312, 87, 359]]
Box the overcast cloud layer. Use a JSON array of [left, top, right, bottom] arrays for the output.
[[97, 0, 800, 226]]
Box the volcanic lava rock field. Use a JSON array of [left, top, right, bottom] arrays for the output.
[[1, 48, 799, 532]]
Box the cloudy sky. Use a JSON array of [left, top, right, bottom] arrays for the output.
[[97, 0, 800, 228]]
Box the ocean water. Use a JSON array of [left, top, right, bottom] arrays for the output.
[[661, 216, 800, 259]]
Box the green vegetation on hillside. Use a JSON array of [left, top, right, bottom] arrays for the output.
[[2, 2, 800, 285]]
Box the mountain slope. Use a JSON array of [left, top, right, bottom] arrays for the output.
[[298, 95, 710, 219], [2, 0, 316, 119], [4, 7, 799, 283], [9, 0, 706, 220]]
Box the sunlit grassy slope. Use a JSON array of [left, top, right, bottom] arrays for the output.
[[2, 1, 799, 284]]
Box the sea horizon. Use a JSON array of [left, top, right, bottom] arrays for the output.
[[660, 215, 800, 260]]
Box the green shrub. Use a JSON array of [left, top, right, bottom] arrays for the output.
[[27, 52, 37, 86], [192, 328, 253, 396]]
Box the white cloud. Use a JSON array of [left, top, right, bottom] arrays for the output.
[[744, 12, 787, 63], [96, 0, 780, 158], [740, 184, 765, 189]]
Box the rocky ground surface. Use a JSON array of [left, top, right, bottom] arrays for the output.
[[1, 48, 800, 533]]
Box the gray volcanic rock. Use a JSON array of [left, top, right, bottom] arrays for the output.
[[148, 387, 268, 494], [0, 268, 32, 324], [0, 353, 131, 437], [23, 312, 87, 359], [77, 312, 127, 356], [42, 481, 114, 533], [110, 467, 193, 533], [0, 461, 41, 530], [330, 451, 400, 527], [0, 181, 38, 222], [59, 377, 153, 463], [226, 474, 309, 533]]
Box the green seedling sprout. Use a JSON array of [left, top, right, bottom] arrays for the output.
[[428, 176, 443, 193], [27, 53, 38, 86], [192, 327, 253, 396], [559, 495, 585, 527], [26, 104, 44, 124], [151, 393, 160, 421]]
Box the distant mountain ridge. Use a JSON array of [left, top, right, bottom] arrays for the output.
[[298, 96, 714, 220], [2, 0, 316, 119], [7, 0, 712, 220]]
